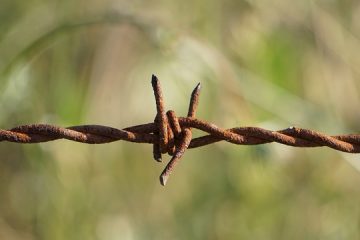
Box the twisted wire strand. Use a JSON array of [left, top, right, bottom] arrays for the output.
[[1, 75, 360, 185], [3, 121, 360, 151]]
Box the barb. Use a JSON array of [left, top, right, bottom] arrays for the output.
[[2, 75, 360, 186]]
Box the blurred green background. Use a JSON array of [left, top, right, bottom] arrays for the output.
[[1, 0, 360, 239]]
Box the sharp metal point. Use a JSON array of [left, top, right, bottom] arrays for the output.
[[160, 174, 168, 186], [192, 83, 201, 95], [151, 74, 158, 85], [195, 82, 201, 90]]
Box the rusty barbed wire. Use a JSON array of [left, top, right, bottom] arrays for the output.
[[1, 74, 360, 185]]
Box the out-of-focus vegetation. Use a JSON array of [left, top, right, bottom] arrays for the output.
[[1, 0, 360, 239]]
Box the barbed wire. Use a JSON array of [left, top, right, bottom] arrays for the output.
[[1, 75, 360, 185]]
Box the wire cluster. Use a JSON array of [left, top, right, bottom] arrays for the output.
[[1, 75, 360, 185]]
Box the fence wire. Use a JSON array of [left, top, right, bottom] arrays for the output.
[[1, 75, 360, 185]]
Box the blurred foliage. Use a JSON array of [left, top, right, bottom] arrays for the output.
[[1, 0, 360, 239]]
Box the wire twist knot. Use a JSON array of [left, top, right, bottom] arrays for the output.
[[151, 75, 201, 185]]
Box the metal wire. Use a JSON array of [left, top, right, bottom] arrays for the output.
[[2, 75, 360, 185]]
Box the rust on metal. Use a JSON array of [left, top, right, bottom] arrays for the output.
[[1, 75, 360, 186], [151, 74, 168, 156], [159, 83, 201, 186]]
